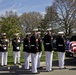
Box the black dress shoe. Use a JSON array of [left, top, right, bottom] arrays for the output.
[[32, 72, 40, 74], [37, 67, 43, 69], [24, 69, 30, 70], [14, 64, 16, 65], [1, 65, 4, 67], [18, 63, 21, 65], [46, 69, 53, 72], [29, 61, 31, 63], [59, 67, 66, 69], [4, 65, 7, 67]]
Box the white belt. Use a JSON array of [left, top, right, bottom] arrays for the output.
[[3, 45, 6, 46], [58, 44, 63, 46], [45, 43, 50, 45], [31, 45, 35, 46], [25, 45, 28, 47]]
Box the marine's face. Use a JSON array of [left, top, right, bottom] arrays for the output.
[[48, 31, 51, 35], [37, 34, 40, 38], [3, 35, 6, 39], [33, 31, 37, 35], [15, 35, 19, 39], [59, 34, 63, 37], [61, 34, 64, 37]]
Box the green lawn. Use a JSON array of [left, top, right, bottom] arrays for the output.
[[7, 43, 58, 65], [8, 44, 24, 65]]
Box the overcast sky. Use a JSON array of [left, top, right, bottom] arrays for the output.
[[0, 0, 53, 16]]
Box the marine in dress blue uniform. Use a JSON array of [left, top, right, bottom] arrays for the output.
[[0, 33, 9, 66], [12, 33, 21, 65], [30, 28, 39, 74], [44, 28, 53, 72], [37, 32, 42, 69], [23, 32, 31, 70], [56, 32, 66, 69]]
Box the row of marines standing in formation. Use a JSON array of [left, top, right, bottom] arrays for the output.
[[0, 28, 66, 74]]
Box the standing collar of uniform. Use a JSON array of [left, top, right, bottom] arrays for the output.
[[47, 33, 51, 36], [33, 34, 37, 36], [1, 37, 6, 39], [14, 37, 19, 40]]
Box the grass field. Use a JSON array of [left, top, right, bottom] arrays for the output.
[[7, 43, 58, 65]]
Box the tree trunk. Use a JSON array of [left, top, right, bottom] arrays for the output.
[[65, 22, 68, 36], [68, 26, 71, 36]]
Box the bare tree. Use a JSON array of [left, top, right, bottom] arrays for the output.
[[53, 0, 76, 36]]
